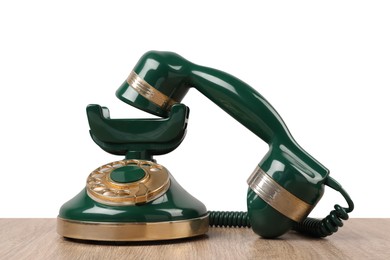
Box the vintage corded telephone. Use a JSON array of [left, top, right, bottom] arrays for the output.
[[57, 51, 354, 241]]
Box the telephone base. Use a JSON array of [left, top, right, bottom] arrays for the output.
[[57, 160, 209, 241]]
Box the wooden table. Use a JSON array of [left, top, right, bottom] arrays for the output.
[[0, 219, 389, 259]]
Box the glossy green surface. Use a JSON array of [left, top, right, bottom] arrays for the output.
[[110, 165, 145, 183], [59, 174, 207, 223], [87, 103, 189, 158], [247, 189, 293, 238], [116, 51, 331, 237]]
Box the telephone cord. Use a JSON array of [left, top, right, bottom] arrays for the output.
[[208, 177, 354, 238]]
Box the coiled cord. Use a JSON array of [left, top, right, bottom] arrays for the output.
[[292, 177, 354, 238], [291, 204, 350, 237], [208, 177, 354, 238], [208, 206, 351, 237], [209, 204, 351, 238], [208, 211, 251, 228]]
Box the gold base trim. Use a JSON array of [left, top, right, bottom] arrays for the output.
[[57, 215, 209, 241]]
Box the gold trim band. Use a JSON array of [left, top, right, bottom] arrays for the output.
[[57, 215, 209, 241], [247, 166, 314, 222], [127, 71, 177, 110]]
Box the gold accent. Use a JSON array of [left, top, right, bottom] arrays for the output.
[[247, 166, 314, 222], [57, 215, 209, 241], [127, 71, 177, 110], [86, 160, 170, 206]]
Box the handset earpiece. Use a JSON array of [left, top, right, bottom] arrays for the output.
[[117, 50, 354, 238]]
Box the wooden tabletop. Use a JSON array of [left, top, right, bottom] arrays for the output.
[[0, 218, 389, 259]]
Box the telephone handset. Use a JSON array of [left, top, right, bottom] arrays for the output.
[[57, 51, 354, 241]]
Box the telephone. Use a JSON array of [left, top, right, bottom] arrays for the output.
[[57, 51, 354, 241]]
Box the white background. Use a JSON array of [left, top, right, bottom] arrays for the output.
[[1, 1, 389, 218]]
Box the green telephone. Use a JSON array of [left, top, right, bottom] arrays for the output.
[[57, 51, 354, 241]]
